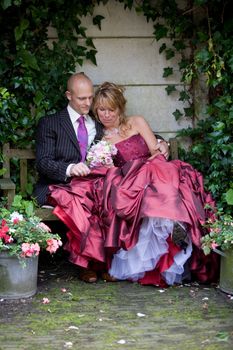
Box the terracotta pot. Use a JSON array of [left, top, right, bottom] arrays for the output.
[[0, 251, 38, 299]]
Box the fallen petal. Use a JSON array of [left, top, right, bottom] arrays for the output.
[[64, 342, 73, 348], [137, 313, 146, 317], [66, 326, 79, 331], [117, 339, 126, 344], [42, 297, 50, 304]]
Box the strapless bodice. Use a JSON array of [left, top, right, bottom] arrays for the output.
[[113, 134, 150, 167]]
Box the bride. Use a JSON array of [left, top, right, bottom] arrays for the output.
[[49, 82, 218, 286]]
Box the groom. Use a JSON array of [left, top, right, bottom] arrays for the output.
[[34, 72, 169, 283], [34, 73, 103, 207]]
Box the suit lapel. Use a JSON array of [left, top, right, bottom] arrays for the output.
[[59, 108, 80, 151]]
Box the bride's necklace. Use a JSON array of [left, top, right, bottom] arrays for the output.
[[103, 128, 119, 137]]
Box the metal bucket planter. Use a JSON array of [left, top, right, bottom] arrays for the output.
[[0, 251, 38, 299], [219, 248, 233, 295]]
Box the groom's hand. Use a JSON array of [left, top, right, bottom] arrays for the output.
[[70, 162, 91, 177]]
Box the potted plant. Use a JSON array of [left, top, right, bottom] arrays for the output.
[[201, 213, 233, 294], [0, 195, 62, 299]]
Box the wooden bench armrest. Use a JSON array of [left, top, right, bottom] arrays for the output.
[[0, 178, 16, 190]]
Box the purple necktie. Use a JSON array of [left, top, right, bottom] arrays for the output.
[[77, 115, 88, 162]]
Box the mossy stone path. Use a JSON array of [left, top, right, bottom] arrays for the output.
[[0, 260, 233, 350]]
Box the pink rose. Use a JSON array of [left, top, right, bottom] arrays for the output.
[[211, 242, 219, 249]]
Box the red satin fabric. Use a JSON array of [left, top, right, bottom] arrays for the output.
[[49, 134, 219, 285]]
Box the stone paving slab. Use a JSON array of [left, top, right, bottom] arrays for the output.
[[0, 260, 233, 350]]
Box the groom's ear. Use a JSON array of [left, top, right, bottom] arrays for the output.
[[65, 90, 71, 101]]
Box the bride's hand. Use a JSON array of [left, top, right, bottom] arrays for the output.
[[148, 142, 169, 160]]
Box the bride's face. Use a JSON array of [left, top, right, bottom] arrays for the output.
[[97, 105, 120, 129]]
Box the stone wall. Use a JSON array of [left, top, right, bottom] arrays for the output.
[[80, 1, 192, 140]]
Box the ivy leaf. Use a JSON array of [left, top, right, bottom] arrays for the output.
[[163, 67, 173, 77], [178, 58, 189, 70], [195, 48, 211, 64], [93, 15, 105, 30], [153, 24, 168, 41], [228, 56, 233, 72], [86, 50, 97, 65], [179, 90, 190, 101], [14, 19, 29, 41], [165, 85, 176, 95], [159, 43, 166, 54], [15, 19, 29, 41], [34, 91, 44, 105], [77, 26, 87, 37], [1, 0, 12, 10], [173, 40, 186, 51], [226, 189, 233, 205], [173, 109, 183, 120], [165, 49, 175, 60], [184, 107, 193, 117], [19, 49, 39, 71], [86, 38, 96, 49]]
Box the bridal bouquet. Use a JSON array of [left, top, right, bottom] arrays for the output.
[[86, 140, 118, 168], [0, 195, 62, 261]]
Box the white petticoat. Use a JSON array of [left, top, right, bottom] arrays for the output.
[[109, 217, 192, 285]]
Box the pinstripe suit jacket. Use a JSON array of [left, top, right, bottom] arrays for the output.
[[34, 107, 104, 205]]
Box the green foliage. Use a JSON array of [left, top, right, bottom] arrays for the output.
[[140, 0, 233, 213], [0, 0, 99, 148]]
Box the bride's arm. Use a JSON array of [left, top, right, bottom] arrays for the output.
[[129, 116, 169, 158]]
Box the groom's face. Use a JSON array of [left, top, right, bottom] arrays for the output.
[[66, 80, 94, 115]]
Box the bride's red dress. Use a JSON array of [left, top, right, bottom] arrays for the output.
[[49, 134, 218, 286]]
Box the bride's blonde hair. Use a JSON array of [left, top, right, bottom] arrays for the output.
[[92, 82, 128, 128]]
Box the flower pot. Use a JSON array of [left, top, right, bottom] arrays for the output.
[[0, 251, 38, 299], [219, 248, 233, 295]]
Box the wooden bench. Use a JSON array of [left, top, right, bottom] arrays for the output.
[[0, 138, 178, 221]]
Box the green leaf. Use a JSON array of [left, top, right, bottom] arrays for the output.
[[184, 107, 193, 117], [165, 85, 176, 95], [173, 40, 186, 51], [163, 67, 173, 77], [19, 49, 39, 71], [86, 50, 97, 66], [165, 48, 175, 60], [93, 15, 105, 30], [86, 38, 96, 49], [153, 24, 168, 41], [215, 331, 229, 342], [226, 189, 233, 205], [179, 91, 190, 101], [1, 0, 12, 10], [173, 109, 183, 121], [14, 19, 29, 41], [195, 48, 211, 64], [159, 43, 166, 54]]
